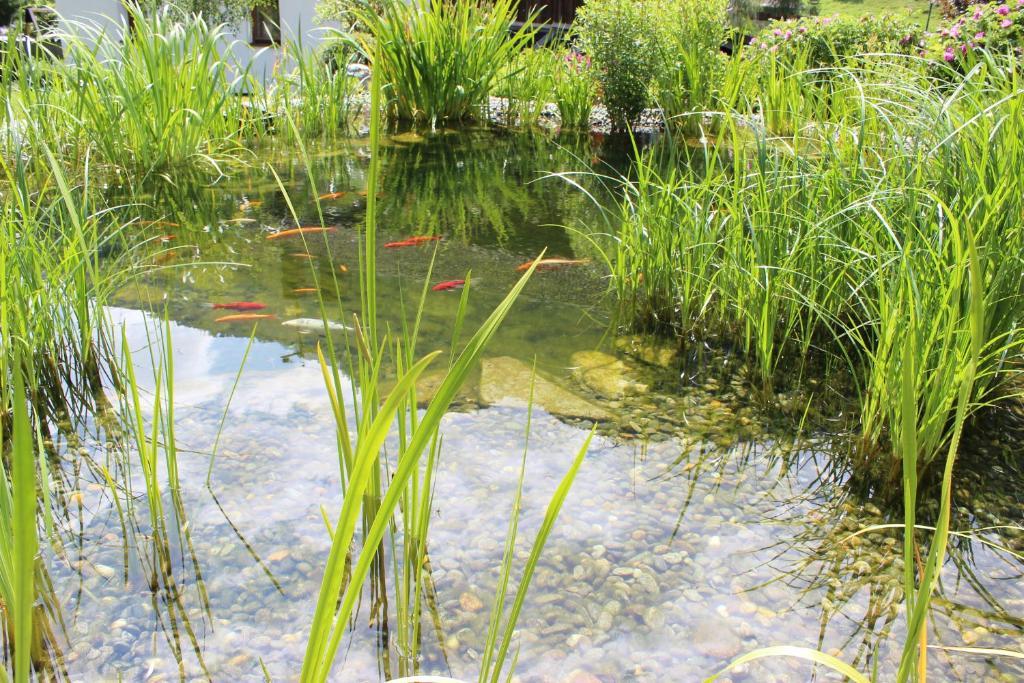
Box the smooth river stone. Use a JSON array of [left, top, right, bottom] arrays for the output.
[[479, 356, 613, 421], [570, 350, 649, 399], [690, 615, 743, 660]]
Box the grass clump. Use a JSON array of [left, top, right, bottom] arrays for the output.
[[20, 7, 254, 179], [350, 0, 537, 124], [608, 53, 1024, 494]]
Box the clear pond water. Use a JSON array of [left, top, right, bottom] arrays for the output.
[[41, 129, 1024, 682]]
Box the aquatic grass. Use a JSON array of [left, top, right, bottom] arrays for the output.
[[268, 36, 359, 138], [607, 49, 1024, 484], [0, 148, 134, 435], [0, 355, 39, 683], [296, 61, 589, 682], [350, 0, 538, 124], [10, 7, 254, 180], [552, 51, 598, 130], [495, 48, 557, 127], [650, 0, 729, 135]]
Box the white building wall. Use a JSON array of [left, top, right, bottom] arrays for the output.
[[53, 1, 337, 86]]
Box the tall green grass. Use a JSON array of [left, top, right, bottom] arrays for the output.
[[296, 64, 588, 682], [608, 46, 1024, 683], [350, 0, 537, 124], [610, 52, 1024, 489], [10, 7, 254, 180]]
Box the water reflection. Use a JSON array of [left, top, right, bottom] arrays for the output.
[[29, 130, 1024, 681]]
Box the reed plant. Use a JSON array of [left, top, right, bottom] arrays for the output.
[[651, 0, 729, 134], [264, 37, 360, 139], [9, 7, 253, 180], [494, 48, 557, 127], [0, 149, 132, 435], [552, 51, 598, 130], [296, 64, 588, 682], [608, 51, 1024, 491], [350, 0, 537, 124]]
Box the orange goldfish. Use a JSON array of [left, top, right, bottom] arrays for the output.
[[515, 258, 590, 272], [318, 191, 347, 200], [215, 313, 276, 323], [266, 227, 338, 241], [384, 236, 442, 248], [212, 302, 266, 311], [239, 199, 262, 211]]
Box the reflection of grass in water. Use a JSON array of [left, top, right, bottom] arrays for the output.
[[378, 130, 598, 246]]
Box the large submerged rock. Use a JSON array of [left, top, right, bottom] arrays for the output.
[[570, 350, 649, 399], [479, 356, 612, 422], [614, 335, 679, 369]]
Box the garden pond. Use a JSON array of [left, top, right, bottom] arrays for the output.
[[43, 129, 1024, 682]]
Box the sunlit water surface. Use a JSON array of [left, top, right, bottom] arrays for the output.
[[43, 130, 1024, 682]]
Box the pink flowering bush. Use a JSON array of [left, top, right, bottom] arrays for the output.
[[747, 14, 921, 69], [925, 1, 1024, 65]]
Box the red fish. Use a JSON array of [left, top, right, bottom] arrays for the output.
[[267, 227, 337, 241], [211, 302, 267, 311], [215, 313, 275, 323], [384, 236, 442, 249], [515, 258, 590, 272], [431, 279, 466, 292], [318, 191, 347, 200]]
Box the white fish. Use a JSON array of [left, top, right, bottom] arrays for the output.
[[282, 318, 354, 333]]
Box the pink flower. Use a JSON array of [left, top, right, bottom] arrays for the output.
[[960, 43, 969, 54], [773, 28, 782, 36], [749, 36, 756, 45], [1001, 17, 1013, 27], [973, 8, 984, 19], [949, 25, 961, 38], [784, 29, 793, 39], [943, 47, 956, 61], [996, 4, 1010, 15], [798, 25, 807, 33], [975, 31, 985, 39], [760, 42, 768, 49]]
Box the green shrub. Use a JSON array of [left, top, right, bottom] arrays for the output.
[[574, 0, 663, 129], [924, 1, 1024, 65], [748, 14, 922, 68]]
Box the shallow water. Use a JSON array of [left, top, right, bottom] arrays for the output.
[[42, 129, 1024, 682]]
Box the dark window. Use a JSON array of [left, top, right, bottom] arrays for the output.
[[251, 2, 281, 45]]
